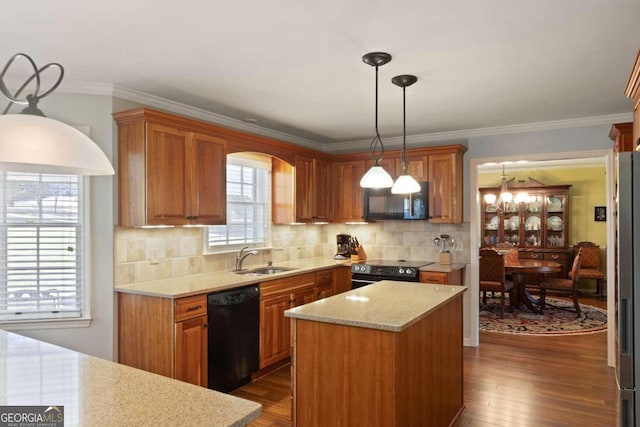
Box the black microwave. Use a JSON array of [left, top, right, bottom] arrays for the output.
[[363, 182, 429, 220]]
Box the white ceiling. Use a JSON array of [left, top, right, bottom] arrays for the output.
[[1, 0, 639, 146]]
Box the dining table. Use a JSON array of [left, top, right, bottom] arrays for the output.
[[504, 259, 562, 312]]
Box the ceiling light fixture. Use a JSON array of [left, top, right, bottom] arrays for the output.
[[360, 52, 393, 189], [391, 74, 420, 194], [484, 165, 514, 210], [0, 53, 114, 175]]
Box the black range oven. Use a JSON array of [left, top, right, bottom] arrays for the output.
[[351, 259, 434, 289]]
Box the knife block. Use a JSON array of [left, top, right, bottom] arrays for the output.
[[351, 246, 367, 261], [439, 252, 451, 265]]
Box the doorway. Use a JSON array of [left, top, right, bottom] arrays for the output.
[[469, 149, 616, 367]]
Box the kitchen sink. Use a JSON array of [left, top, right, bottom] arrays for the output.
[[235, 266, 297, 276]]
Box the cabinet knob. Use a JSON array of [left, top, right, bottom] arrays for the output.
[[551, 254, 559, 259], [186, 305, 202, 312]]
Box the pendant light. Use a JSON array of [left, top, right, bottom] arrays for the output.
[[391, 74, 420, 194], [360, 52, 393, 189], [0, 53, 114, 175]]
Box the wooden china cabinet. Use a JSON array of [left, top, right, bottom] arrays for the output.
[[480, 180, 573, 277]]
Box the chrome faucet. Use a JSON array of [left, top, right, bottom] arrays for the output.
[[235, 246, 258, 271]]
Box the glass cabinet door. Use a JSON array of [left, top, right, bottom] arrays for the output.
[[522, 193, 542, 247], [545, 192, 566, 247], [482, 201, 499, 246]]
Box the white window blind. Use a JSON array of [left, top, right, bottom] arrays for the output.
[[207, 154, 270, 250], [0, 172, 84, 321]]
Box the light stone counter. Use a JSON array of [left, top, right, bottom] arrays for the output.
[[115, 257, 350, 299], [285, 280, 466, 332], [419, 262, 466, 273], [0, 330, 261, 426]]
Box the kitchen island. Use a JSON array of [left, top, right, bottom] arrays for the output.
[[285, 280, 466, 427], [0, 330, 261, 426]]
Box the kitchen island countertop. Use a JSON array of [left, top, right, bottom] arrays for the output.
[[285, 280, 466, 332], [0, 329, 261, 426]]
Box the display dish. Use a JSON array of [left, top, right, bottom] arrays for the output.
[[548, 215, 563, 230], [548, 196, 564, 211], [485, 215, 499, 230], [525, 216, 541, 230], [509, 215, 520, 230]]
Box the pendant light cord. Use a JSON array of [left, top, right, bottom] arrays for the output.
[[369, 64, 385, 164], [400, 85, 407, 173]]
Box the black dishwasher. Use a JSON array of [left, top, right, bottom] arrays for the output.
[[207, 285, 260, 392]]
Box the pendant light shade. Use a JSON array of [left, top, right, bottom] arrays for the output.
[[360, 52, 393, 189], [360, 161, 394, 188], [0, 114, 114, 175], [0, 53, 114, 176], [390, 74, 420, 194]]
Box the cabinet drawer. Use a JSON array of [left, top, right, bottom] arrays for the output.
[[315, 269, 334, 287], [519, 251, 543, 260], [420, 271, 448, 284], [261, 273, 315, 298], [175, 295, 207, 322], [543, 252, 569, 262]]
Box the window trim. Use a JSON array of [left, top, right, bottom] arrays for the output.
[[205, 154, 272, 254], [0, 175, 92, 330]]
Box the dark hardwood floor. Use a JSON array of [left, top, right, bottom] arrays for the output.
[[233, 295, 618, 426]]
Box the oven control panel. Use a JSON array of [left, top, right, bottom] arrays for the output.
[[351, 263, 418, 278]]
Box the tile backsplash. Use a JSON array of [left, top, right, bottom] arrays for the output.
[[114, 222, 470, 286]]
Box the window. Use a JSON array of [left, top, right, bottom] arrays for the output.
[[0, 172, 85, 322], [207, 154, 271, 250]]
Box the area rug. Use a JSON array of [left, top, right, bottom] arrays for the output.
[[479, 297, 607, 335]]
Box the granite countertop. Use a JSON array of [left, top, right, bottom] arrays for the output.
[[0, 330, 261, 426], [115, 257, 465, 300], [419, 262, 466, 273], [284, 280, 467, 332], [115, 257, 351, 299]]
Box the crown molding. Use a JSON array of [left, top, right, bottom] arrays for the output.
[[325, 113, 633, 154], [110, 85, 322, 150], [9, 78, 632, 154]]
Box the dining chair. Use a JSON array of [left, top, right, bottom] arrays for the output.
[[572, 241, 605, 296], [538, 248, 584, 316], [479, 248, 514, 318]]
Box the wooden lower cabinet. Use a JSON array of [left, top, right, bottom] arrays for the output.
[[291, 294, 464, 426], [419, 268, 464, 285], [259, 269, 338, 369], [118, 293, 208, 387], [333, 266, 352, 294], [175, 315, 208, 386]]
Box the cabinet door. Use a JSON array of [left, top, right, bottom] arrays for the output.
[[294, 155, 315, 222], [368, 156, 397, 178], [146, 123, 191, 225], [175, 315, 208, 387], [293, 286, 316, 307], [190, 132, 226, 225], [259, 294, 292, 368], [397, 153, 427, 181], [333, 266, 352, 294], [429, 153, 462, 223], [313, 158, 330, 221], [332, 160, 365, 222]]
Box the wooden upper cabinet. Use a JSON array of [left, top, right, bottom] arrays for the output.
[[625, 49, 640, 149], [272, 155, 330, 224], [114, 110, 226, 227], [429, 150, 464, 223], [396, 152, 428, 181], [294, 155, 330, 222], [366, 156, 397, 178], [332, 160, 366, 222], [609, 122, 634, 153]]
